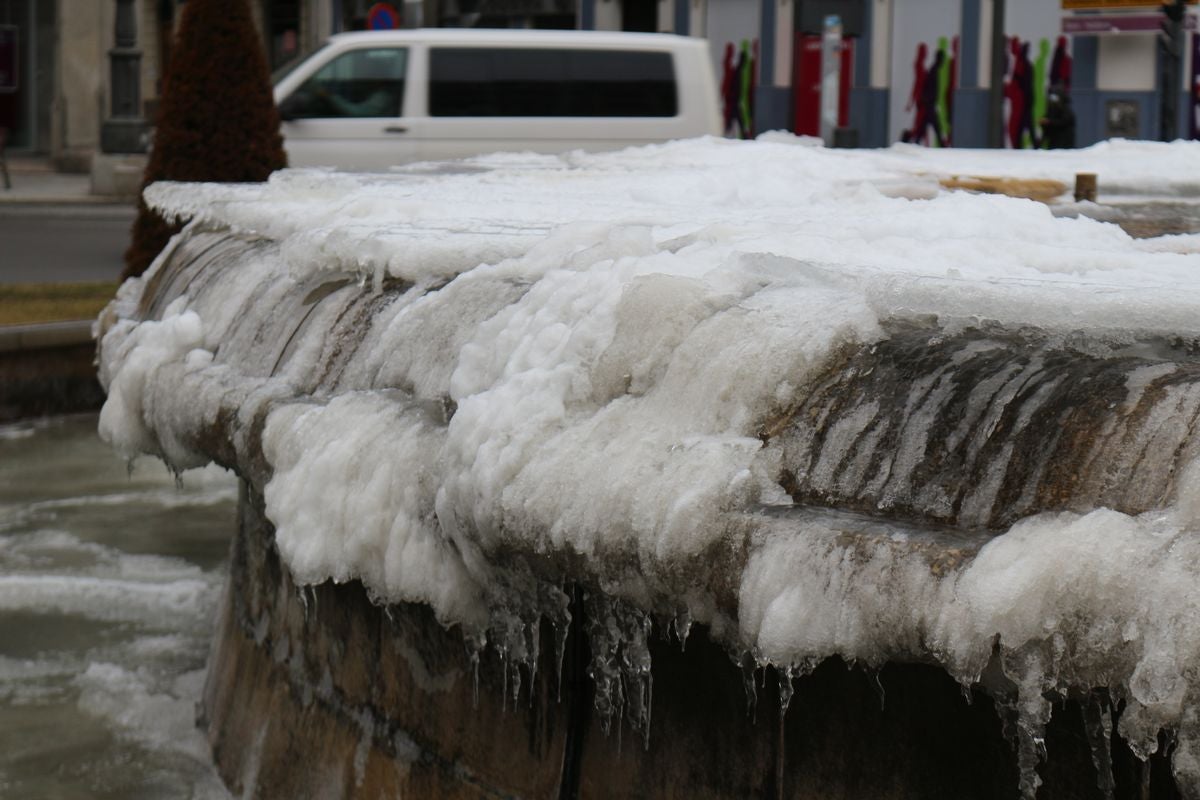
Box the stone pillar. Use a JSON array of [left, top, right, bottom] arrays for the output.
[[92, 0, 148, 199], [100, 0, 147, 154]]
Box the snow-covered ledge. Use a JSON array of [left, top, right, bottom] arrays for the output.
[[97, 137, 1200, 798]]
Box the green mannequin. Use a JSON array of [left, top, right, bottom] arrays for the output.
[[935, 37, 951, 147], [1032, 38, 1051, 148]]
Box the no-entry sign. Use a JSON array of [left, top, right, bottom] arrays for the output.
[[367, 2, 400, 29]]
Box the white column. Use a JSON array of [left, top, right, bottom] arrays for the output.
[[658, 0, 674, 33], [870, 0, 891, 89], [978, 0, 992, 89], [774, 0, 793, 88], [594, 0, 621, 31], [312, 0, 335, 42], [690, 0, 706, 38]]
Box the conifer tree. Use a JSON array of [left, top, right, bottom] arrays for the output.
[[123, 0, 286, 280]]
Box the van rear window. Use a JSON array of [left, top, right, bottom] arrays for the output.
[[429, 48, 677, 118]]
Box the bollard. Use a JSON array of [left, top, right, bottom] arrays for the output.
[[1074, 173, 1097, 203]]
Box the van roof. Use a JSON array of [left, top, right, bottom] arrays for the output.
[[326, 28, 705, 49]]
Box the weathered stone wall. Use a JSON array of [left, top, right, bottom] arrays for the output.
[[204, 482, 1182, 799], [771, 320, 1200, 531]]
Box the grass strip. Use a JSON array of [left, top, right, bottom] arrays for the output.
[[0, 282, 120, 326]]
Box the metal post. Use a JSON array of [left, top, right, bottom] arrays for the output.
[[100, 0, 147, 153], [988, 0, 1006, 148], [820, 14, 842, 146], [1160, 0, 1185, 142]]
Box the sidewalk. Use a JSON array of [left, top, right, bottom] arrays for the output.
[[0, 159, 122, 395], [0, 157, 135, 206]]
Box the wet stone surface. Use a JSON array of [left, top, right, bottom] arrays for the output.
[[201, 482, 1183, 799], [1059, 200, 1200, 239]]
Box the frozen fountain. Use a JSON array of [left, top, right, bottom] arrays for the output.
[[96, 138, 1200, 798]]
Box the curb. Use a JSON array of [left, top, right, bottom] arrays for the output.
[[0, 193, 134, 206], [0, 320, 103, 423], [0, 320, 95, 354]]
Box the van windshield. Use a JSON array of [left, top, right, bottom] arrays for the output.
[[273, 43, 330, 86]]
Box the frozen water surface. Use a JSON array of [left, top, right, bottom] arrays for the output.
[[0, 415, 235, 799], [98, 136, 1200, 795]]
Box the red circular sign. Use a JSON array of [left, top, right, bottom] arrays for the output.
[[367, 2, 400, 29]]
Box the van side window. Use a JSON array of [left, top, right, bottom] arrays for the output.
[[289, 48, 407, 118], [430, 48, 677, 117]]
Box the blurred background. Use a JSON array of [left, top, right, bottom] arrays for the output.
[[0, 0, 1196, 184]]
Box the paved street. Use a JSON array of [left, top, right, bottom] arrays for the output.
[[0, 205, 135, 284]]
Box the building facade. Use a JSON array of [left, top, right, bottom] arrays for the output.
[[1, 0, 1193, 170], [0, 0, 336, 169], [581, 0, 1198, 148]]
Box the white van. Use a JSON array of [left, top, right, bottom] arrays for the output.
[[272, 28, 721, 169]]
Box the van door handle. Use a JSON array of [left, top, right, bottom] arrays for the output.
[[383, 125, 409, 134]]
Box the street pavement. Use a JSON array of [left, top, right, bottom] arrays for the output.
[[0, 158, 136, 284]]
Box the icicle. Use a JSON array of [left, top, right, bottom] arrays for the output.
[[672, 607, 693, 652], [1016, 727, 1047, 800], [581, 594, 654, 744], [588, 634, 616, 736], [995, 690, 1049, 800], [741, 653, 758, 722], [616, 672, 627, 737], [542, 585, 571, 705], [616, 695, 624, 755], [1082, 692, 1115, 800], [596, 681, 615, 735], [469, 647, 480, 710], [643, 673, 653, 752], [526, 620, 539, 709], [870, 669, 886, 712], [1100, 698, 1113, 745], [297, 586, 309, 619], [499, 646, 508, 713], [554, 618, 569, 703], [778, 665, 795, 720], [980, 646, 1049, 800]]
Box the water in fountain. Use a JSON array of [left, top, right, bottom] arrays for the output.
[[0, 414, 235, 799]]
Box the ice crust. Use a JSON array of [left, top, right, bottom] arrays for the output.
[[101, 136, 1200, 794]]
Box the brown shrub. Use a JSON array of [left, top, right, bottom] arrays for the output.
[[123, 0, 287, 280]]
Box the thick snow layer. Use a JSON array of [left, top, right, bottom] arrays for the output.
[[143, 136, 1200, 337], [103, 136, 1200, 794]]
